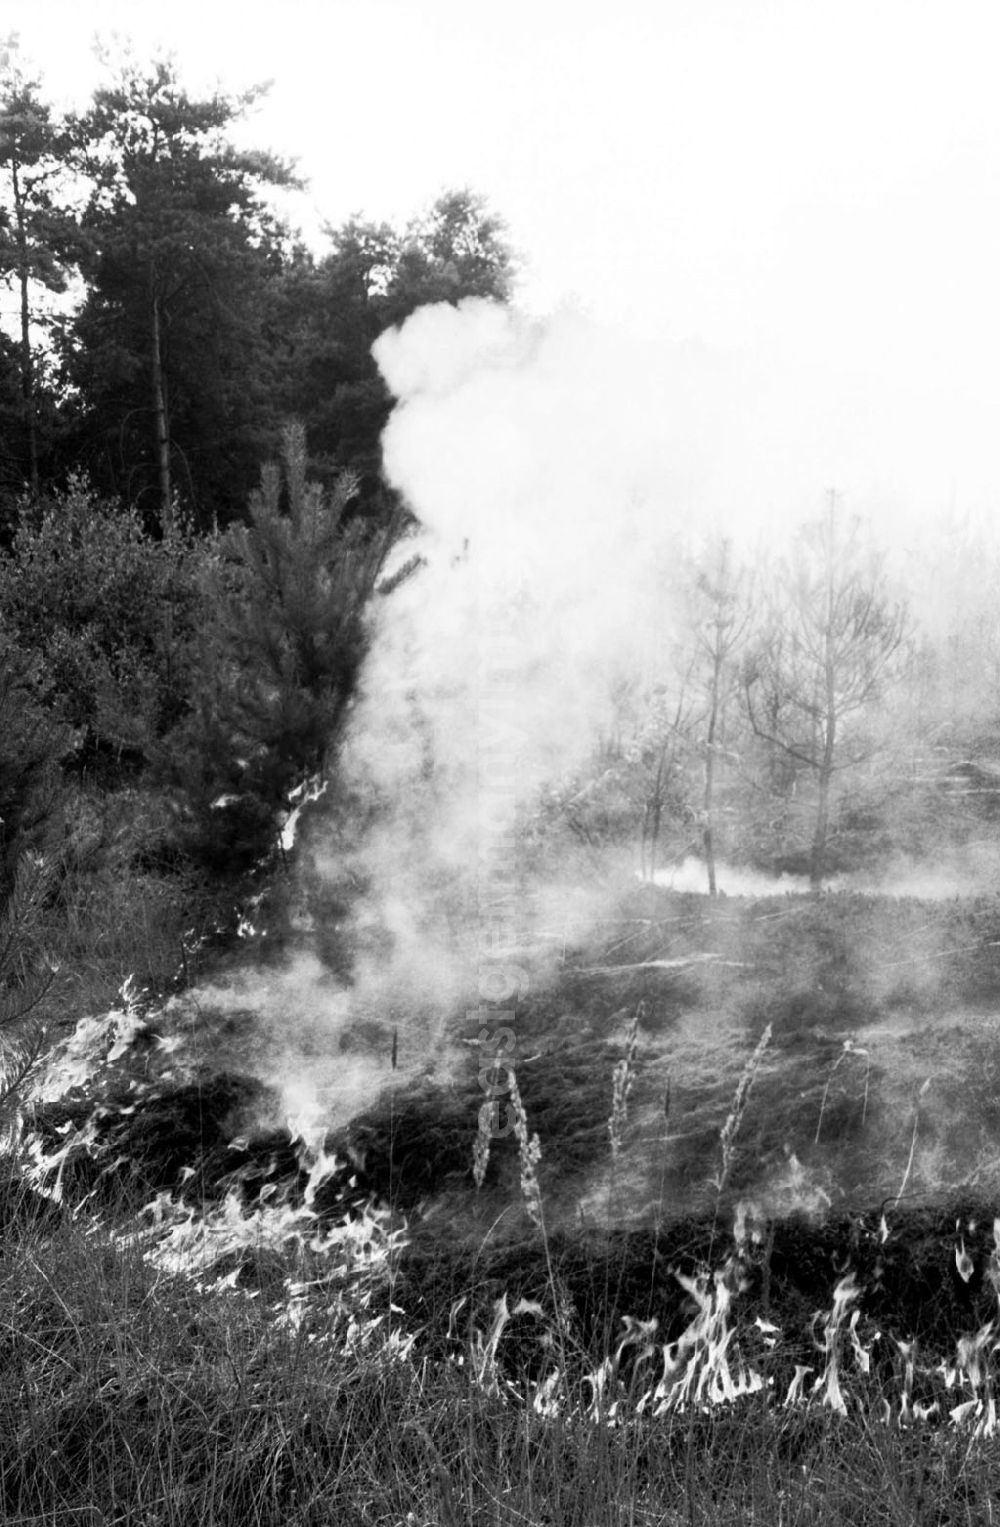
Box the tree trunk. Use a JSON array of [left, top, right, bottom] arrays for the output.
[[703, 649, 722, 896], [11, 156, 38, 500], [18, 256, 37, 500], [810, 503, 839, 892], [810, 751, 834, 892], [151, 287, 172, 529], [644, 746, 668, 881]]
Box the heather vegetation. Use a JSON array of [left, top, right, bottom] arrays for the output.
[[6, 33, 1000, 1527]]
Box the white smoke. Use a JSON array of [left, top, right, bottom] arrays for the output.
[[321, 299, 752, 997], [359, 306, 738, 808]]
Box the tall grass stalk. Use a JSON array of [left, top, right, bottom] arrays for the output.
[[891, 1077, 931, 1211], [506, 1070, 579, 1371], [605, 1002, 643, 1352]]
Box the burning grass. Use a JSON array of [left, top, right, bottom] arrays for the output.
[[6, 1193, 1000, 1525], [7, 884, 1000, 1521]]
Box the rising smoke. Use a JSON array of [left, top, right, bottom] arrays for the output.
[[170, 297, 1000, 1165], [188, 300, 751, 1140], [334, 302, 747, 1008], [354, 304, 740, 868]]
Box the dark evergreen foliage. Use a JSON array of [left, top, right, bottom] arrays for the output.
[[160, 423, 401, 875], [270, 189, 515, 511], [0, 54, 75, 503], [60, 57, 297, 529], [1, 46, 516, 529]]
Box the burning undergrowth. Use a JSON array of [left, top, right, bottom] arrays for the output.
[[9, 890, 1000, 1527], [8, 880, 1000, 1415]]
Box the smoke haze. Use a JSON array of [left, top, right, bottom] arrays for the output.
[[154, 297, 1000, 1198]]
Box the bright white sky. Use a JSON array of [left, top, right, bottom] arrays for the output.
[[7, 0, 1000, 537]]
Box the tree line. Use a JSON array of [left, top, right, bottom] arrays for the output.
[[0, 42, 513, 530]]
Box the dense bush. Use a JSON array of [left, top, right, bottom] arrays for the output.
[[0, 480, 203, 778]]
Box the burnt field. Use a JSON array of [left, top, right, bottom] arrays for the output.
[[9, 881, 1000, 1522], [14, 881, 1000, 1379]]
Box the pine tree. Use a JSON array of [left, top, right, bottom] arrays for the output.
[[0, 39, 77, 500], [65, 53, 296, 527], [270, 190, 514, 509], [164, 423, 400, 874]]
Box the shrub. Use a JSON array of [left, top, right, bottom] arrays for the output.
[[0, 478, 203, 779]]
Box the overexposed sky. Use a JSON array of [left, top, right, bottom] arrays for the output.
[[6, 0, 1000, 532]]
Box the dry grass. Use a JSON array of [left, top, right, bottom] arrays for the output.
[[2, 1201, 1000, 1526]]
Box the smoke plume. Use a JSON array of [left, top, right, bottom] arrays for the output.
[[343, 300, 742, 953]]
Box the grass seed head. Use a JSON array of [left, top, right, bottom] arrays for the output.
[[710, 1022, 772, 1196], [509, 1073, 544, 1228], [472, 1102, 492, 1191]]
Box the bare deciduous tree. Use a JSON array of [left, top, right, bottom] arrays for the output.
[[744, 496, 908, 890], [689, 538, 752, 894]]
